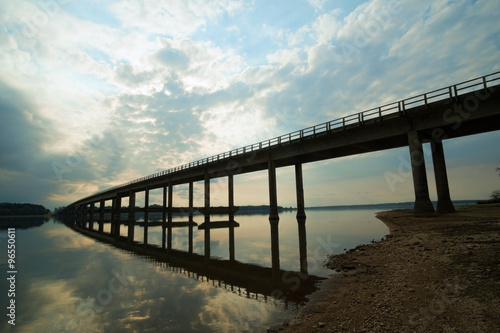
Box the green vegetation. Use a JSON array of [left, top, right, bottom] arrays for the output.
[[0, 203, 51, 216]]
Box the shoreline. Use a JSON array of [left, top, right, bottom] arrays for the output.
[[273, 204, 500, 332], [0, 214, 52, 218]]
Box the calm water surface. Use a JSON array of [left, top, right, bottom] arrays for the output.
[[0, 208, 388, 332]]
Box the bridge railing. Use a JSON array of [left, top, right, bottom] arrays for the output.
[[86, 71, 500, 200]]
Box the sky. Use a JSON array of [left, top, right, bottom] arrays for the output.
[[1, 0, 499, 210]]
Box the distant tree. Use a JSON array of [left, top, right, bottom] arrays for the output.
[[0, 203, 50, 216], [491, 190, 500, 200], [491, 165, 500, 201], [54, 206, 66, 214]]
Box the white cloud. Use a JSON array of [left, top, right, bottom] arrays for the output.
[[110, 0, 245, 38], [307, 0, 328, 11], [311, 11, 342, 44]]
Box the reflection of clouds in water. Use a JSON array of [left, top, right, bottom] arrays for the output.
[[22, 280, 85, 332], [11, 210, 387, 331], [237, 240, 272, 265], [44, 229, 96, 249], [198, 292, 272, 333]]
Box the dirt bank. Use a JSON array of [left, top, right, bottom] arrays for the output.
[[273, 204, 500, 332]]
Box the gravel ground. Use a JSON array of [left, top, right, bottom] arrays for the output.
[[269, 204, 500, 332]]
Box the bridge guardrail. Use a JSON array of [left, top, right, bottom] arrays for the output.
[[85, 71, 500, 200]]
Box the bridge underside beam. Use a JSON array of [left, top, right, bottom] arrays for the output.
[[70, 87, 500, 207]]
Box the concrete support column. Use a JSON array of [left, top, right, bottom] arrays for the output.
[[128, 191, 135, 243], [75, 206, 79, 227], [295, 163, 308, 274], [162, 185, 167, 249], [144, 188, 149, 245], [407, 130, 436, 216], [76, 206, 82, 227], [113, 196, 122, 240], [431, 140, 456, 214], [297, 216, 308, 275], [268, 160, 280, 221], [168, 182, 173, 251], [228, 174, 235, 261], [89, 203, 95, 231], [99, 200, 105, 233], [268, 160, 280, 280], [110, 201, 115, 235], [295, 163, 306, 219], [83, 205, 87, 228], [188, 181, 194, 255], [204, 172, 211, 259], [83, 204, 88, 228], [79, 205, 85, 228], [270, 219, 280, 282]]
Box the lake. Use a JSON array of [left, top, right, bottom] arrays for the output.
[[0, 207, 390, 332]]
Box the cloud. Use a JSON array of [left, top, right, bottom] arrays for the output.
[[0, 81, 45, 170], [307, 0, 328, 11], [156, 46, 190, 70], [110, 0, 245, 38]]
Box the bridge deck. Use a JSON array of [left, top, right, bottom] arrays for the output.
[[71, 72, 500, 206]]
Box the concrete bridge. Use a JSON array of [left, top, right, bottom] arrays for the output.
[[62, 72, 500, 280], [68, 223, 324, 305]]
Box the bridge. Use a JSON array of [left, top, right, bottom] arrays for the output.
[[68, 223, 324, 305], [61, 71, 500, 280]]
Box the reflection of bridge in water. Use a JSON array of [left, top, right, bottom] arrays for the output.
[[65, 220, 324, 306], [60, 72, 500, 281]]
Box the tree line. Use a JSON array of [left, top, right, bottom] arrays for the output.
[[0, 203, 51, 216]]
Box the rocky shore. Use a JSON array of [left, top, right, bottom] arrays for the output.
[[272, 204, 500, 332]]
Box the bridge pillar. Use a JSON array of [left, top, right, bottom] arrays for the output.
[[268, 160, 280, 281], [128, 191, 135, 243], [407, 130, 436, 216], [75, 206, 79, 226], [162, 185, 167, 249], [268, 160, 280, 221], [113, 196, 122, 240], [168, 182, 173, 251], [204, 172, 211, 259], [82, 204, 87, 228], [110, 201, 115, 234], [297, 216, 308, 275], [89, 202, 95, 231], [295, 163, 308, 274], [76, 205, 81, 227], [99, 200, 105, 233], [228, 174, 235, 261], [78, 205, 83, 227], [431, 139, 456, 214], [144, 188, 149, 245], [295, 163, 306, 219], [188, 181, 194, 255]]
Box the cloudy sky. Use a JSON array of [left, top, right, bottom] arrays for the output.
[[1, 0, 499, 210]]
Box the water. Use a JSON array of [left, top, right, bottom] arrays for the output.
[[0, 208, 389, 332]]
